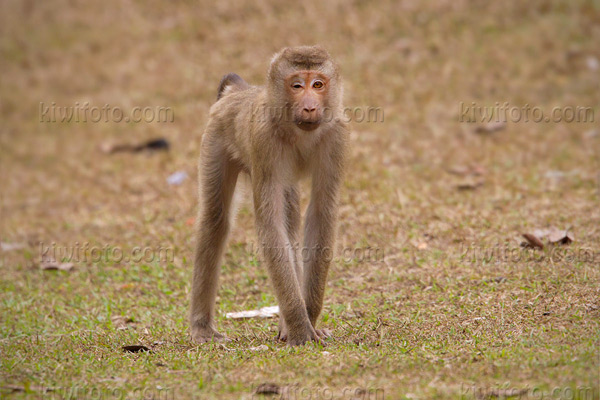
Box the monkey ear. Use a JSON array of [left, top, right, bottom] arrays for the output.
[[269, 48, 286, 70], [269, 51, 280, 67], [268, 49, 288, 84]]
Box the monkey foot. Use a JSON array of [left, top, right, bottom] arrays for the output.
[[276, 327, 331, 346], [191, 327, 230, 344], [315, 328, 332, 340], [275, 329, 288, 343]]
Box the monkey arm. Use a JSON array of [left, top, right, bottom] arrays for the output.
[[302, 130, 347, 326], [302, 177, 340, 326]]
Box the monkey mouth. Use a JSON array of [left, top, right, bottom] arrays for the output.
[[295, 120, 321, 131]]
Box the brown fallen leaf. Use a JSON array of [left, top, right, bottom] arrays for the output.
[[40, 261, 75, 271], [122, 345, 151, 353], [255, 383, 281, 395], [532, 227, 574, 245], [456, 178, 485, 190], [474, 121, 506, 134], [522, 233, 544, 249], [111, 315, 135, 329], [547, 228, 574, 245], [100, 138, 170, 154]]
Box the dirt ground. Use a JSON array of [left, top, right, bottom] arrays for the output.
[[1, 1, 599, 399]]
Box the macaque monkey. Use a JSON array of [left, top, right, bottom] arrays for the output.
[[190, 45, 348, 346]]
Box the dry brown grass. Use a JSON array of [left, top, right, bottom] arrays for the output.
[[1, 0, 599, 399]]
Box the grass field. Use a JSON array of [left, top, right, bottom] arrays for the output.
[[1, 0, 599, 399]]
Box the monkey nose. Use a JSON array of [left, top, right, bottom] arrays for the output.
[[302, 107, 317, 118]]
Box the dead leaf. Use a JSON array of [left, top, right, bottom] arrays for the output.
[[101, 138, 170, 154], [457, 179, 485, 190], [255, 383, 281, 395], [474, 121, 506, 134], [122, 345, 151, 353], [547, 228, 574, 245], [111, 315, 135, 329], [41, 261, 75, 271], [531, 227, 574, 245], [522, 233, 544, 249]]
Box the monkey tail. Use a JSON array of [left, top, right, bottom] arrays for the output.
[[217, 73, 249, 100]]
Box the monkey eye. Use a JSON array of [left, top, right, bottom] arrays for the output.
[[291, 83, 303, 89], [313, 80, 324, 89]]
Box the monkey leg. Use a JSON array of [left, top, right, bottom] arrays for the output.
[[301, 208, 335, 340], [190, 138, 239, 344]]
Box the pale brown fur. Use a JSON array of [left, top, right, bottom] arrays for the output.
[[190, 45, 348, 346]]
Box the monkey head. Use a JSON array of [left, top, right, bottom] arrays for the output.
[[267, 45, 343, 132]]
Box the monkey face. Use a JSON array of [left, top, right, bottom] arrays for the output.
[[285, 71, 330, 131]]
